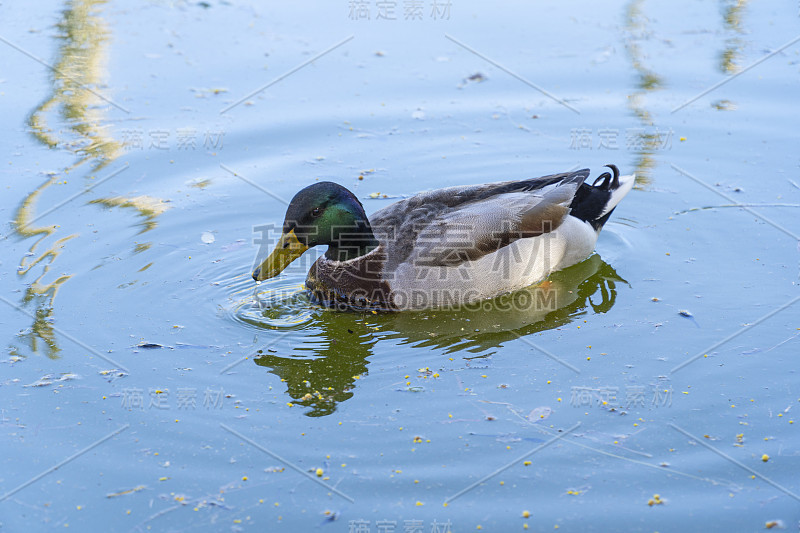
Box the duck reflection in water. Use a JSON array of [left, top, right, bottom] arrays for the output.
[[253, 254, 626, 417]]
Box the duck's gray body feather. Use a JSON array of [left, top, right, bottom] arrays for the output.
[[306, 169, 634, 310]]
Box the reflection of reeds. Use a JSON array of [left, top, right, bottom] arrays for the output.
[[13, 0, 164, 358], [719, 0, 747, 75], [28, 0, 121, 170], [13, 171, 77, 359], [90, 196, 171, 236], [622, 0, 665, 185], [713, 0, 747, 110]]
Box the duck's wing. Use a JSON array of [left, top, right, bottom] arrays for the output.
[[371, 170, 589, 272]]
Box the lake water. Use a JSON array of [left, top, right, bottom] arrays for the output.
[[1, 0, 799, 531]]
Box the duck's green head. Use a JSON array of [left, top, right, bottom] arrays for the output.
[[252, 181, 378, 281]]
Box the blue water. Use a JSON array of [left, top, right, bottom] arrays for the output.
[[1, 0, 799, 531]]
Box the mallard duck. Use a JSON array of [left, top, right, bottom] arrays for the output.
[[252, 165, 634, 310]]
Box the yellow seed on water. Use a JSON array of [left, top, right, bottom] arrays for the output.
[[315, 468, 323, 477], [762, 454, 769, 462], [522, 510, 531, 518]]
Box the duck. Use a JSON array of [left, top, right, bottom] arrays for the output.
[[252, 165, 635, 311]]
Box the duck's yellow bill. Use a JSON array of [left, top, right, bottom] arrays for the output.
[[252, 229, 308, 281]]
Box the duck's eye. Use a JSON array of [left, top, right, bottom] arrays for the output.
[[311, 207, 323, 218]]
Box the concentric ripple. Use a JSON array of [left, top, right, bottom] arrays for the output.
[[231, 275, 319, 330]]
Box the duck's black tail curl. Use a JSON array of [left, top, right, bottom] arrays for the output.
[[569, 164, 635, 231]]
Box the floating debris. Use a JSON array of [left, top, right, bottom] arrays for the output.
[[678, 309, 700, 328], [25, 373, 79, 387], [527, 407, 552, 422], [458, 72, 487, 88], [711, 99, 737, 111], [137, 343, 165, 349], [221, 239, 246, 252], [99, 369, 128, 381], [106, 485, 147, 498], [190, 87, 229, 98]]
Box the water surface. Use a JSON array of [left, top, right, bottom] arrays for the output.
[[1, 0, 798, 531]]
